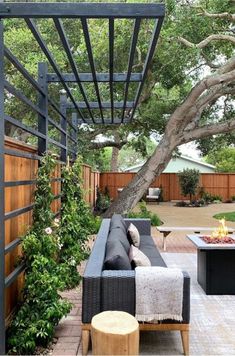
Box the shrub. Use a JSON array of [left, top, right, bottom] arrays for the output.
[[178, 168, 200, 201], [128, 201, 162, 226], [231, 195, 235, 201], [201, 191, 222, 204], [94, 185, 111, 214], [175, 201, 188, 207]]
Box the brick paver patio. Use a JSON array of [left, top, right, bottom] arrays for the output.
[[52, 202, 235, 355]]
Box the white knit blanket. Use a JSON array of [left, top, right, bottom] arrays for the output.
[[135, 266, 183, 322]]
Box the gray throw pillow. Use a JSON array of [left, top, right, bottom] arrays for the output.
[[104, 239, 132, 270]]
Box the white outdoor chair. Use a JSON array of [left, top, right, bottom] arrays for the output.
[[146, 187, 161, 204]]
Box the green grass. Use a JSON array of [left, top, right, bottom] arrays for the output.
[[213, 211, 235, 222]]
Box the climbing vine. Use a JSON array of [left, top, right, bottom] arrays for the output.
[[7, 155, 71, 354], [58, 156, 100, 289]]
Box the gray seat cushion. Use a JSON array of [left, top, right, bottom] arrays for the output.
[[104, 239, 132, 270], [139, 235, 167, 267]]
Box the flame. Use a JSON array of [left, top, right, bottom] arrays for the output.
[[211, 218, 228, 238]]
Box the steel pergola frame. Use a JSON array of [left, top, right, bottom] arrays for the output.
[[0, 2, 165, 352]]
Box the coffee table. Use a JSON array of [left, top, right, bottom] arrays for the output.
[[187, 234, 235, 295]]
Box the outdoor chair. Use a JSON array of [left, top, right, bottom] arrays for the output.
[[146, 187, 161, 204]]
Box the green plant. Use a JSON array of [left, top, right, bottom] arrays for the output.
[[94, 185, 111, 214], [201, 191, 222, 204], [58, 156, 98, 289], [231, 195, 235, 201], [7, 154, 71, 355], [128, 201, 162, 226], [178, 169, 200, 202]]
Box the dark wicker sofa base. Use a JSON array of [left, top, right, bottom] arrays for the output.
[[82, 218, 190, 355]]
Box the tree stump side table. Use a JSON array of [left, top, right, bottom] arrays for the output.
[[91, 311, 139, 355]]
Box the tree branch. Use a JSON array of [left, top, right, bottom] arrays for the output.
[[179, 118, 235, 144], [89, 139, 127, 150], [178, 34, 235, 49], [195, 7, 235, 22], [172, 58, 235, 124]]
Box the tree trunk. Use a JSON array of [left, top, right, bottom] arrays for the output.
[[110, 131, 120, 171], [103, 132, 176, 217], [110, 146, 119, 171]]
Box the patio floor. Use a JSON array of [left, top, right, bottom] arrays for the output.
[[52, 202, 235, 355]]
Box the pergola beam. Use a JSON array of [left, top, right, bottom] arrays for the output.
[[54, 18, 95, 123], [65, 101, 134, 109], [25, 18, 86, 123], [121, 18, 141, 123], [77, 118, 131, 125], [47, 72, 142, 83], [130, 17, 164, 121], [0, 3, 165, 19], [81, 18, 104, 123]]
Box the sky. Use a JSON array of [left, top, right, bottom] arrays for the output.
[[179, 142, 201, 159]]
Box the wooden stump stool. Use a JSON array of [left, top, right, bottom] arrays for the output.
[[91, 311, 139, 355]]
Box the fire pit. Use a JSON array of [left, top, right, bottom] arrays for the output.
[[187, 221, 235, 295], [200, 219, 235, 245]]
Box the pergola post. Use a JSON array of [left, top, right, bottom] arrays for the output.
[[71, 112, 78, 161], [38, 62, 48, 155], [0, 18, 5, 356], [60, 94, 67, 162]]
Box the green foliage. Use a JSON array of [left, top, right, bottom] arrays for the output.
[[213, 211, 235, 222], [94, 185, 111, 214], [7, 155, 71, 355], [128, 201, 162, 226], [201, 191, 222, 204], [178, 169, 200, 201], [59, 157, 98, 289], [206, 148, 235, 172]]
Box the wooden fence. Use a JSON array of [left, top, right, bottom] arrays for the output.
[[4, 137, 99, 323], [100, 172, 235, 202]]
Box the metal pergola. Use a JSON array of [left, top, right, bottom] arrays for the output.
[[0, 2, 165, 352]]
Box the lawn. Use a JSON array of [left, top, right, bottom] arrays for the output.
[[213, 211, 235, 222]]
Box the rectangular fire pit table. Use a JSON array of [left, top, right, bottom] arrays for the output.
[[187, 234, 235, 295]]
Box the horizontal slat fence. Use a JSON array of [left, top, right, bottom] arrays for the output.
[[100, 172, 235, 202], [4, 137, 98, 324]]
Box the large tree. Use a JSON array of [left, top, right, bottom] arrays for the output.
[[3, 0, 235, 212], [104, 0, 235, 216]]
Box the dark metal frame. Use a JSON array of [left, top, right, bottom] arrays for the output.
[[0, 2, 165, 353]]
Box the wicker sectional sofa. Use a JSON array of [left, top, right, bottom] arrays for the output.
[[82, 215, 190, 355]]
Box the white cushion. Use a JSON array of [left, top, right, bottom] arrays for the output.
[[129, 245, 151, 267], [127, 223, 140, 247], [148, 188, 160, 197]]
